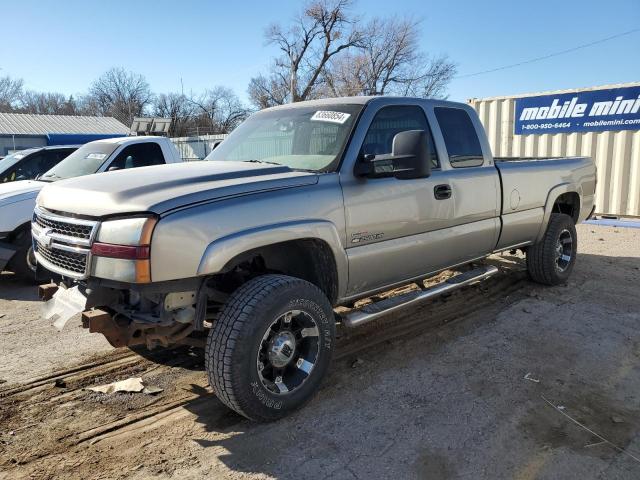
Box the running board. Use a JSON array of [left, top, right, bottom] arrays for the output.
[[341, 265, 499, 328]]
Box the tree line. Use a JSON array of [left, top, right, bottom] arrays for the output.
[[0, 0, 456, 137], [0, 70, 248, 138]]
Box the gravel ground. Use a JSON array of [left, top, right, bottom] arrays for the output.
[[0, 274, 112, 384], [0, 224, 639, 479]]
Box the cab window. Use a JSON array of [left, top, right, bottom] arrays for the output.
[[108, 142, 166, 170], [361, 105, 439, 169], [434, 107, 484, 168], [12, 152, 47, 180]]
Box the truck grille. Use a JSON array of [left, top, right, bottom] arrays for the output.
[[34, 214, 93, 240], [32, 207, 98, 279], [36, 241, 87, 275]]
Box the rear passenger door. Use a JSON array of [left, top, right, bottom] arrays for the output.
[[431, 106, 500, 261], [106, 142, 167, 171]]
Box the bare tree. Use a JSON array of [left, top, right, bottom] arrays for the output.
[[247, 73, 289, 109], [189, 87, 249, 134], [153, 92, 197, 137], [0, 70, 250, 138], [324, 18, 456, 98], [405, 55, 457, 99], [251, 0, 363, 106], [19, 91, 79, 115], [0, 75, 24, 112], [86, 67, 153, 125], [250, 7, 457, 107]]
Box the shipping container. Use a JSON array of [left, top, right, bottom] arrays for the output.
[[469, 82, 640, 217]]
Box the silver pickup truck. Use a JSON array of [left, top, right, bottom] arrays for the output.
[[34, 96, 596, 421]]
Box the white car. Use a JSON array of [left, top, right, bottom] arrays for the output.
[[0, 145, 79, 183], [0, 136, 182, 281]]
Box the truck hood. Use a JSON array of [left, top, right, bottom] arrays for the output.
[[0, 180, 45, 206], [37, 161, 319, 217]]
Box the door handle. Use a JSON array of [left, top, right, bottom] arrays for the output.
[[434, 184, 452, 200]]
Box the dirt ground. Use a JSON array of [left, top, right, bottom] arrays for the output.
[[1, 224, 639, 480]]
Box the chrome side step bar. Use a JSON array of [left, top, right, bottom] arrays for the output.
[[341, 265, 499, 328]]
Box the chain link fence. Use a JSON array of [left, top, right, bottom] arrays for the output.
[[170, 134, 228, 161]]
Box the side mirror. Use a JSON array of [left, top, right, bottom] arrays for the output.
[[107, 166, 120, 172], [355, 130, 432, 180], [391, 130, 432, 179]]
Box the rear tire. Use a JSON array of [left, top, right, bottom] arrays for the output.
[[206, 274, 335, 422], [526, 213, 577, 285]]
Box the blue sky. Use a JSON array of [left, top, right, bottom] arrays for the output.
[[0, 0, 638, 103]]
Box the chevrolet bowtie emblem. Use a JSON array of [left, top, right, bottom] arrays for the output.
[[39, 227, 53, 248]]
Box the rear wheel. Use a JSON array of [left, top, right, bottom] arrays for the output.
[[206, 274, 335, 422], [526, 213, 577, 285]]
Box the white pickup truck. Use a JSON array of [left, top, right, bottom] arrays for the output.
[[0, 136, 182, 280]]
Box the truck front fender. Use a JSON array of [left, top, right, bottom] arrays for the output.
[[197, 219, 348, 299], [535, 182, 582, 243]]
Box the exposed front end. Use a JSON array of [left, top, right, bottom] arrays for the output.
[[32, 206, 206, 349]]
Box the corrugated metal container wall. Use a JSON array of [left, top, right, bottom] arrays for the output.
[[469, 83, 640, 217]]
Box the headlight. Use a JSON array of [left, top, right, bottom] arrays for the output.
[[91, 216, 157, 283]]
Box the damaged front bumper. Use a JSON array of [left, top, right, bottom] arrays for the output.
[[40, 283, 89, 330], [80, 308, 195, 348], [40, 278, 207, 349]]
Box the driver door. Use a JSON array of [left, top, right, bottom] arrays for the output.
[[341, 104, 456, 296]]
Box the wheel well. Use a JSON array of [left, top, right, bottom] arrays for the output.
[[552, 192, 580, 224], [9, 222, 31, 244], [216, 239, 339, 303]]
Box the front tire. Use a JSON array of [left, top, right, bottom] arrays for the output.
[[6, 229, 48, 284], [526, 213, 577, 285], [206, 274, 335, 422]]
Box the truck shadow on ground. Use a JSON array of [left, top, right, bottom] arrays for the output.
[[173, 251, 640, 479]]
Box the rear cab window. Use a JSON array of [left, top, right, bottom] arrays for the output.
[[434, 107, 484, 168]]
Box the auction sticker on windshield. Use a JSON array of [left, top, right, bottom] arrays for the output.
[[311, 111, 351, 124], [85, 153, 107, 160]]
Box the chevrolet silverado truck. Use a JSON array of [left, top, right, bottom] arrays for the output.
[[33, 97, 596, 421], [0, 136, 181, 280]]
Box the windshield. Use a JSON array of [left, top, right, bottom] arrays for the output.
[[205, 104, 363, 172], [40, 142, 118, 181]]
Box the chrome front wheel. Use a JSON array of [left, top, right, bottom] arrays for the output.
[[257, 309, 320, 395], [206, 274, 335, 422]]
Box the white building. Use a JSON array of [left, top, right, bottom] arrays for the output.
[[0, 113, 129, 155]]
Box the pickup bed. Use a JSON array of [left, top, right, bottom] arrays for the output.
[[34, 96, 596, 421]]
